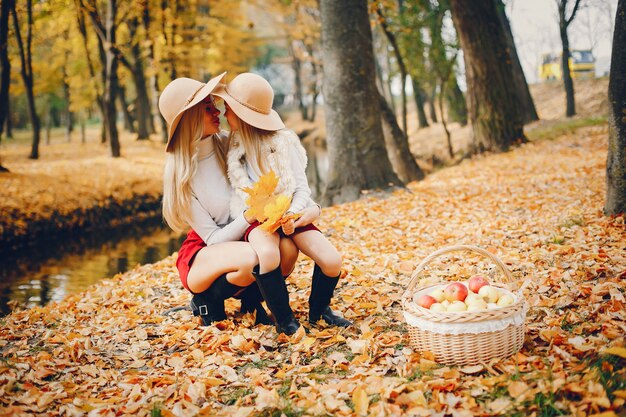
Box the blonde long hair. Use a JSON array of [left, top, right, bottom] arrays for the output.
[[230, 115, 275, 174], [162, 103, 229, 233]]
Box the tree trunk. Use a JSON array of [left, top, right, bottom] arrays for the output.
[[11, 0, 40, 159], [103, 0, 120, 157], [142, 1, 158, 135], [319, 0, 401, 205], [558, 0, 581, 118], [62, 68, 73, 142], [428, 85, 438, 123], [75, 5, 106, 144], [378, 7, 407, 137], [496, 0, 539, 123], [449, 0, 525, 153], [384, 47, 396, 115], [439, 81, 454, 159], [118, 85, 135, 133], [131, 61, 151, 140], [379, 92, 425, 183], [128, 16, 151, 140], [0, 0, 10, 147], [306, 44, 319, 122], [411, 76, 429, 128], [605, 0, 626, 215], [290, 42, 308, 121], [445, 77, 467, 126]]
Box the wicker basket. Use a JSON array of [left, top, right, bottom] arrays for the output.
[[402, 245, 527, 366]]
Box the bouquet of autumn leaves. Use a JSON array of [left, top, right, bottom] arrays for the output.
[[243, 170, 302, 233]]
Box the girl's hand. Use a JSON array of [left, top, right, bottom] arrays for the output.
[[282, 218, 295, 236], [243, 209, 256, 224], [293, 205, 321, 229]]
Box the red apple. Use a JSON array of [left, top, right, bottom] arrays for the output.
[[444, 282, 468, 302], [468, 275, 490, 293], [416, 294, 437, 309]]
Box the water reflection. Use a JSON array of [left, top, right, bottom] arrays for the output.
[[0, 221, 185, 316]]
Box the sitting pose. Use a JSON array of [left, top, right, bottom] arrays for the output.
[[158, 74, 320, 330], [213, 73, 352, 329]]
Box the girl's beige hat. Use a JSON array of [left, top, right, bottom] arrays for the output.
[[212, 73, 285, 131], [158, 72, 226, 152]]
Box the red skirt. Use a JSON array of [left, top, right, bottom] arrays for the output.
[[243, 222, 320, 242], [176, 229, 206, 292]]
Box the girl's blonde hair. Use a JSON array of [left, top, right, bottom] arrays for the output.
[[230, 114, 275, 174], [162, 102, 229, 233]]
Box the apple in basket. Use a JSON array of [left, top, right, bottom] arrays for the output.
[[429, 288, 446, 302], [444, 282, 468, 302], [468, 275, 489, 293], [415, 294, 437, 309], [478, 285, 500, 303], [497, 294, 515, 307]]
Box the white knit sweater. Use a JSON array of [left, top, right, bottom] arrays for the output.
[[188, 132, 250, 245], [227, 129, 313, 218]]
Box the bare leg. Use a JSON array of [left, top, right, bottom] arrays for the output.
[[187, 241, 258, 293], [279, 237, 299, 277], [292, 230, 342, 277], [248, 228, 281, 274]]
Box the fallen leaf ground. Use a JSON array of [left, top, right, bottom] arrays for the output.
[[1, 123, 624, 416]]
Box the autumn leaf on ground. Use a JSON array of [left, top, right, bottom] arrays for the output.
[[243, 170, 280, 223]]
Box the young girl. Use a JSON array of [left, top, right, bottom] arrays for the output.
[[213, 73, 352, 328]]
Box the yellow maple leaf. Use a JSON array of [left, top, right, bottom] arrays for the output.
[[260, 194, 292, 233], [243, 170, 280, 223]]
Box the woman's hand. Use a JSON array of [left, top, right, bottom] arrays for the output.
[[281, 218, 295, 236], [293, 204, 321, 229]]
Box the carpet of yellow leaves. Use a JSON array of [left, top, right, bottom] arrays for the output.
[[0, 125, 624, 416], [0, 134, 165, 253]]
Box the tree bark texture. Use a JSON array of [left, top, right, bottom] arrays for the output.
[[0, 0, 10, 144], [449, 0, 525, 153], [496, 0, 539, 124], [320, 0, 400, 205], [605, 0, 626, 215], [11, 0, 40, 159], [379, 93, 424, 183], [558, 0, 581, 117]]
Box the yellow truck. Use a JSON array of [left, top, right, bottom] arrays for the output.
[[539, 50, 595, 81]]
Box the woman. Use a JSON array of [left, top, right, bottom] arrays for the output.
[[158, 74, 319, 334]]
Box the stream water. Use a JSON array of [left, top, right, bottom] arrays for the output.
[[0, 220, 185, 316]]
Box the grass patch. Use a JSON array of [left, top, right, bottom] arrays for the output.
[[588, 352, 626, 401], [258, 405, 304, 417], [548, 235, 566, 245], [559, 214, 585, 228], [526, 116, 607, 142], [150, 402, 162, 417], [222, 387, 253, 406]]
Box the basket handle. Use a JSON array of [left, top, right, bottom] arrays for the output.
[[402, 245, 516, 300]]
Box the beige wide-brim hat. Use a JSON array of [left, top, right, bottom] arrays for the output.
[[212, 73, 285, 131], [159, 72, 226, 152]]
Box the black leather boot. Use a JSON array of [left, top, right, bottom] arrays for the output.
[[190, 274, 243, 326], [238, 283, 272, 325], [309, 264, 352, 327], [255, 267, 301, 335]]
